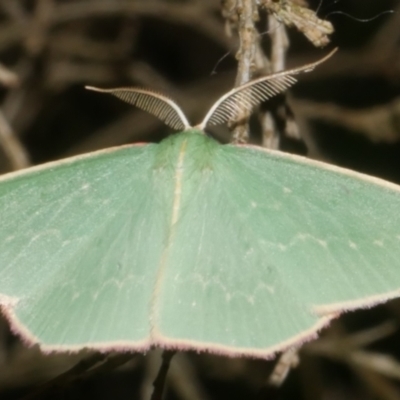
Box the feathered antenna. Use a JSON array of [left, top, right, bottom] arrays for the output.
[[85, 87, 191, 131], [198, 48, 338, 130], [86, 49, 337, 133]]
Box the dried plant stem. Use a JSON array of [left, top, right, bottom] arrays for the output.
[[268, 14, 288, 73], [268, 347, 299, 387], [232, 0, 258, 144], [256, 347, 300, 399], [261, 0, 333, 47], [261, 14, 289, 149], [0, 110, 29, 170], [0, 62, 19, 87], [293, 97, 400, 144], [20, 353, 107, 400], [150, 350, 176, 400]]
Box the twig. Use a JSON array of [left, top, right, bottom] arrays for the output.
[[0, 57, 39, 133], [19, 353, 107, 400], [260, 14, 289, 149], [268, 15, 288, 72], [305, 320, 400, 381], [19, 352, 137, 400], [54, 1, 232, 51], [0, 1, 232, 54], [230, 0, 259, 143], [303, 320, 400, 400], [292, 97, 400, 143], [169, 353, 211, 400], [354, 367, 400, 400], [0, 63, 19, 87], [261, 0, 333, 47], [0, 110, 30, 170], [77, 352, 137, 380], [150, 350, 175, 400], [234, 0, 258, 86], [25, 0, 53, 56], [268, 347, 299, 387], [256, 347, 299, 399]]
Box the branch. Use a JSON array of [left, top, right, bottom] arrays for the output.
[[150, 350, 175, 400], [223, 0, 259, 143], [261, 0, 333, 47], [0, 109, 30, 170], [293, 97, 400, 144]]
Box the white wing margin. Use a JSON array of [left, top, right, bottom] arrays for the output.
[[199, 48, 338, 130], [85, 87, 191, 131]]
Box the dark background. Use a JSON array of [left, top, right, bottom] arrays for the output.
[[0, 0, 400, 399]]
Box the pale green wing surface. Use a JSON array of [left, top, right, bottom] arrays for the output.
[[0, 143, 176, 350], [1, 130, 400, 358], [156, 132, 400, 357]]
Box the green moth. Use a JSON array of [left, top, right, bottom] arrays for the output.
[[1, 49, 399, 359]]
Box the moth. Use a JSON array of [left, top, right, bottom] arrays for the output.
[[1, 48, 400, 359]]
